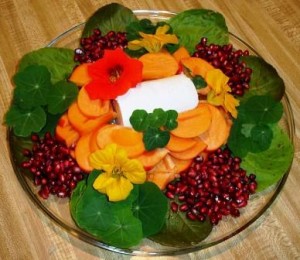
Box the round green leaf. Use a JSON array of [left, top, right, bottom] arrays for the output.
[[132, 182, 168, 237], [129, 109, 149, 131], [165, 110, 178, 130], [249, 124, 273, 152], [100, 207, 143, 248], [241, 125, 294, 192], [47, 81, 78, 114], [150, 202, 213, 247], [148, 108, 167, 128], [240, 56, 285, 102], [143, 128, 170, 151], [5, 106, 46, 137], [242, 95, 283, 124], [13, 65, 51, 109]]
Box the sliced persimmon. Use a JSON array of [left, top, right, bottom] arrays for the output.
[[136, 148, 168, 171], [96, 125, 145, 158], [170, 138, 207, 160], [77, 86, 111, 118], [67, 102, 116, 135], [55, 113, 80, 147], [171, 156, 193, 174], [171, 103, 212, 138], [147, 155, 177, 190], [199, 104, 230, 151], [74, 132, 93, 172], [166, 134, 197, 153], [69, 63, 91, 86]]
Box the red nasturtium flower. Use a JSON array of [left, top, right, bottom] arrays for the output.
[[85, 48, 143, 100]]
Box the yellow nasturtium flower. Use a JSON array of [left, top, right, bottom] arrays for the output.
[[205, 69, 240, 118], [128, 24, 179, 53], [89, 144, 146, 202]]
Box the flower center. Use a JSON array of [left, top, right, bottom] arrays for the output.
[[108, 65, 123, 83], [112, 166, 123, 178]]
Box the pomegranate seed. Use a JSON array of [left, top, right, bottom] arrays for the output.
[[164, 147, 257, 225], [20, 132, 87, 199]]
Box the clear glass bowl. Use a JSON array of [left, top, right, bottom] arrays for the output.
[[8, 10, 295, 256]]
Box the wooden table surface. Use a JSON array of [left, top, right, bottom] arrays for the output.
[[0, 0, 299, 259]]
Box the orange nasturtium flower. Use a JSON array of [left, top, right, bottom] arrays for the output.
[[85, 48, 143, 100], [206, 69, 240, 118], [128, 24, 179, 53], [89, 144, 146, 202]]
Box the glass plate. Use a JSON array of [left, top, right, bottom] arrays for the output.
[[8, 10, 295, 256]]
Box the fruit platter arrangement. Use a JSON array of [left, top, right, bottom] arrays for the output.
[[5, 3, 294, 255]]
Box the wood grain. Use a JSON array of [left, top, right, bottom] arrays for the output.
[[0, 0, 299, 259]]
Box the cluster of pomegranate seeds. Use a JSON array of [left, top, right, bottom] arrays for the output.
[[193, 37, 252, 96], [165, 148, 257, 225], [74, 29, 128, 63], [21, 132, 87, 199]]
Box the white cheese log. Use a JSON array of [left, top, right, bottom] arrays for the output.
[[114, 74, 198, 127]]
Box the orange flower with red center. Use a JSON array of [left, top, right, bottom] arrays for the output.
[[85, 48, 143, 100]]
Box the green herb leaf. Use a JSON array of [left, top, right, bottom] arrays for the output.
[[240, 56, 285, 102], [143, 128, 170, 151], [148, 108, 168, 128], [47, 81, 78, 114], [192, 75, 207, 89], [165, 110, 178, 130], [241, 125, 294, 192], [241, 95, 283, 124], [18, 47, 76, 84], [82, 3, 138, 37], [132, 182, 168, 237], [5, 106, 46, 137], [169, 9, 229, 53], [150, 201, 213, 247], [13, 65, 51, 109], [129, 109, 149, 131]]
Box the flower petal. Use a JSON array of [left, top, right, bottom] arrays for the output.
[[89, 144, 117, 170], [122, 159, 146, 184], [93, 172, 116, 191], [206, 69, 229, 95], [224, 93, 239, 118], [106, 177, 133, 201]]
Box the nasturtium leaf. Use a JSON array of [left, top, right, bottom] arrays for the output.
[[227, 120, 250, 158], [148, 108, 168, 128], [192, 75, 207, 89], [18, 47, 76, 84], [242, 95, 283, 124], [13, 65, 51, 109], [165, 110, 178, 130], [241, 123, 255, 138], [70, 179, 87, 218], [132, 182, 168, 237], [73, 190, 112, 236], [47, 81, 78, 114], [249, 124, 273, 152], [38, 113, 61, 137], [5, 106, 46, 137], [150, 202, 213, 247], [169, 9, 229, 53], [143, 128, 170, 151], [240, 56, 285, 102], [100, 207, 143, 248], [129, 109, 149, 131], [241, 125, 294, 192], [82, 3, 138, 37]]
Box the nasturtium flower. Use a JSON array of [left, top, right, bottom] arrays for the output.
[[128, 24, 179, 53], [89, 144, 146, 202], [85, 48, 143, 100], [205, 69, 240, 118]]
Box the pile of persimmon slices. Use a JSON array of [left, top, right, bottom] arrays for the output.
[[56, 48, 232, 191]]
